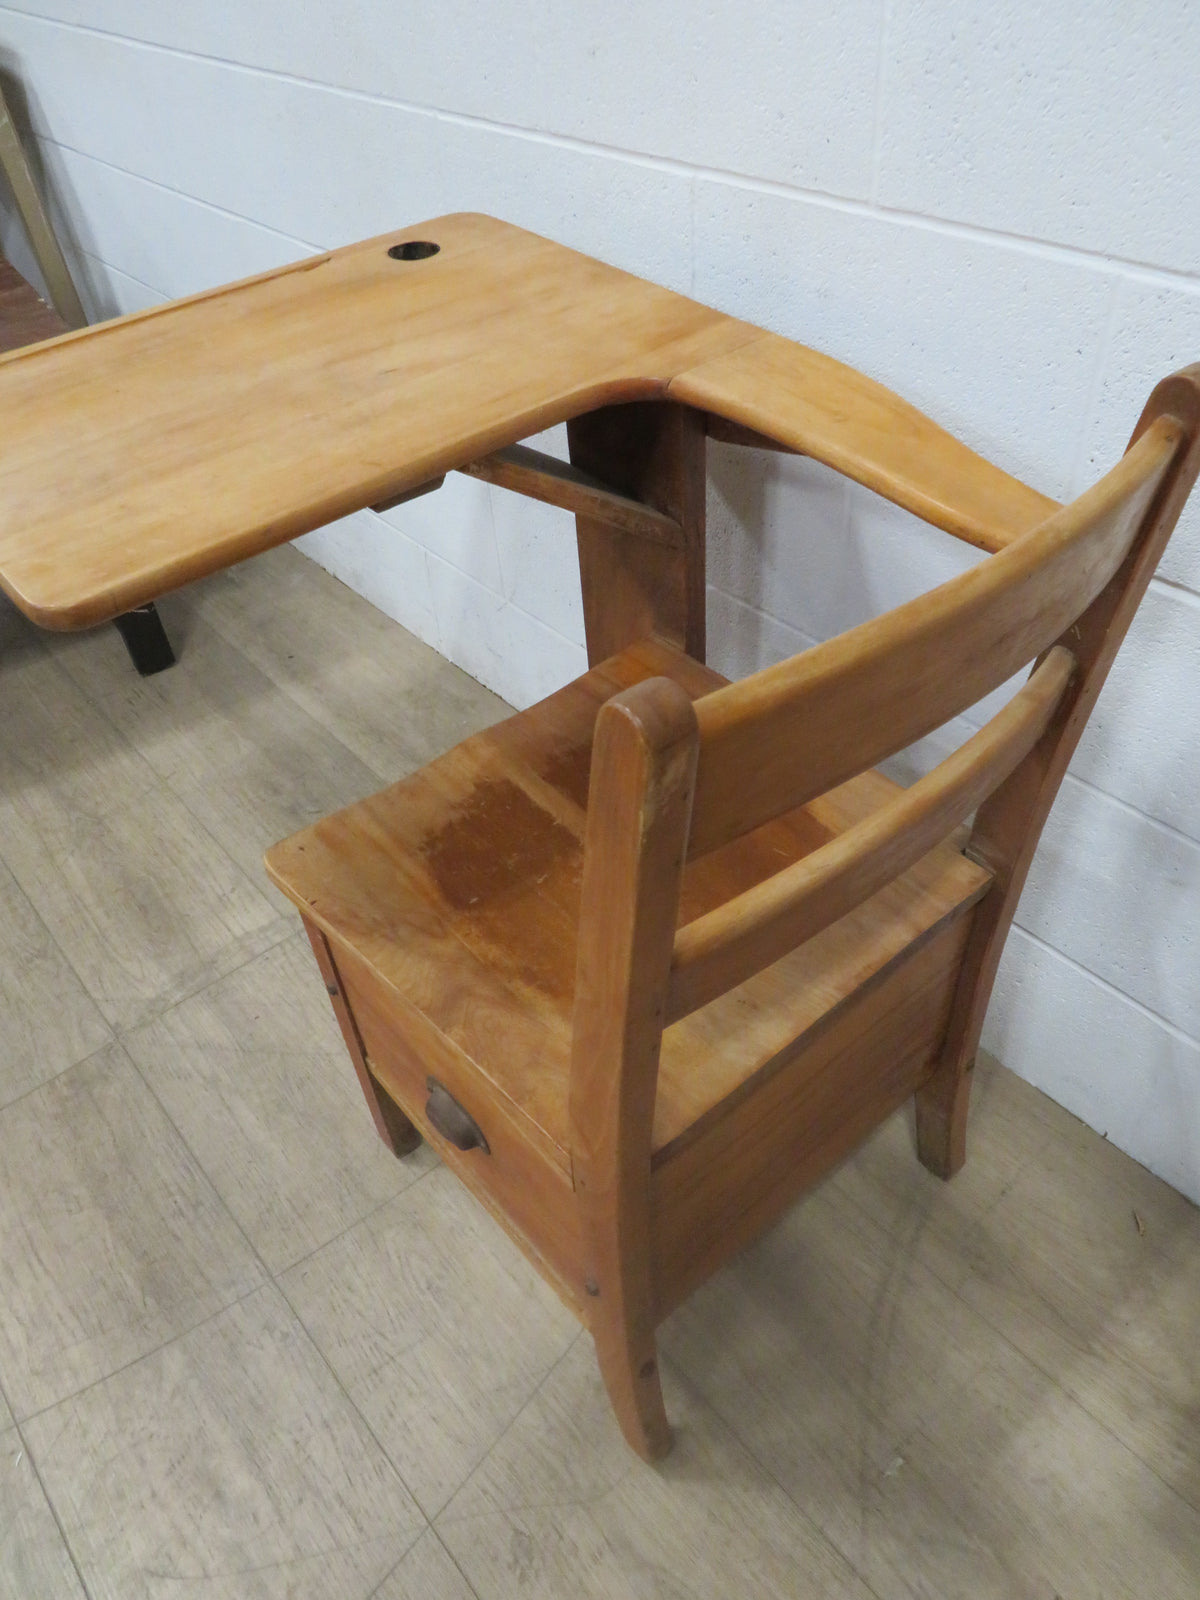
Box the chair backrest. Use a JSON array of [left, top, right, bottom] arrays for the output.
[[569, 368, 1200, 1174]]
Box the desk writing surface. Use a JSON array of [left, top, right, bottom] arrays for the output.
[[0, 212, 1057, 630]]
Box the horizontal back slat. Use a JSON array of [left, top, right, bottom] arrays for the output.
[[688, 418, 1180, 859], [667, 646, 1075, 1021]]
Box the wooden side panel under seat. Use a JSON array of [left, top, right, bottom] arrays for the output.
[[325, 936, 588, 1321], [650, 909, 976, 1320]]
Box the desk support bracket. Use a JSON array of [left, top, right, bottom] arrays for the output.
[[567, 402, 707, 666]]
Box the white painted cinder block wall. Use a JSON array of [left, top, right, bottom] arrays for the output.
[[2, 4, 1198, 1199]]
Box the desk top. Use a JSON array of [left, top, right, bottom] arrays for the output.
[[0, 212, 1057, 630]]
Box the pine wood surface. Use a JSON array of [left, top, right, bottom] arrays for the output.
[[0, 211, 1058, 630], [265, 635, 990, 1171]]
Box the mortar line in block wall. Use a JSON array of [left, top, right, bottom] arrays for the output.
[[7, 4, 1200, 293], [867, 0, 895, 206], [1006, 924, 1200, 1055]]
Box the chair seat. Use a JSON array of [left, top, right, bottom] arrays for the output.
[[266, 636, 991, 1173]]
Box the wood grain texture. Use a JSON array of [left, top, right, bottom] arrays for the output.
[[0, 212, 1056, 630], [568, 676, 699, 1458], [667, 647, 1071, 1020], [21, 1286, 425, 1600], [688, 417, 1179, 858], [568, 400, 708, 662], [0, 1043, 263, 1419], [266, 636, 986, 1170], [0, 258, 67, 352], [917, 366, 1200, 1177], [0, 1428, 86, 1600], [459, 441, 683, 547], [675, 330, 1061, 551], [652, 916, 971, 1319]]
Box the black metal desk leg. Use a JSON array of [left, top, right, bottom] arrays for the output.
[[113, 603, 176, 676]]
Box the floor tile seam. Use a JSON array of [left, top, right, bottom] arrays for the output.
[[109, 915, 299, 1040], [365, 1527, 484, 1600], [0, 836, 117, 1068], [118, 1030, 278, 1291], [194, 599, 410, 784], [0, 1033, 118, 1121], [35, 641, 298, 942], [430, 1326, 588, 1532], [668, 1351, 895, 1600], [270, 1268, 438, 1533], [832, 1182, 1200, 1519], [269, 1157, 444, 1282], [905, 1273, 1200, 1526], [85, 604, 396, 811], [10, 1415, 95, 1600], [651, 1351, 913, 1600], [186, 615, 440, 789], [12, 1276, 270, 1432]]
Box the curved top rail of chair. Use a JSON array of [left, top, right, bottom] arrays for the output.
[[0, 212, 1059, 631]]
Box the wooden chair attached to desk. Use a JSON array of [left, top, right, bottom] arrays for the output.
[[1, 214, 1196, 1460]]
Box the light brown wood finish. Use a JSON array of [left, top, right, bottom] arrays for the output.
[[302, 921, 421, 1158], [675, 331, 1061, 552], [667, 645, 1075, 1022], [687, 417, 1179, 859], [567, 400, 708, 662], [569, 677, 699, 1458], [267, 364, 1199, 1461], [0, 212, 1056, 632], [459, 442, 683, 548], [916, 366, 1200, 1177]]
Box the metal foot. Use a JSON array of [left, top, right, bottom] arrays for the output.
[[113, 602, 176, 676]]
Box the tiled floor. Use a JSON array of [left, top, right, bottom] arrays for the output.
[[1, 544, 1198, 1599]]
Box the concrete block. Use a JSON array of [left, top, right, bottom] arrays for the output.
[[34, 141, 310, 300], [988, 928, 1200, 1204], [1070, 584, 1200, 841], [1074, 274, 1200, 594], [1017, 775, 1200, 1043], [427, 555, 585, 709], [298, 511, 437, 647], [376, 473, 502, 595], [878, 2, 1200, 272], [1, 12, 444, 246], [695, 178, 1111, 497], [436, 121, 694, 294]]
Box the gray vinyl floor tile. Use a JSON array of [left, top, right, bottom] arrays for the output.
[[0, 1428, 85, 1600], [369, 1528, 479, 1600], [0, 853, 111, 1110], [21, 1285, 425, 1600], [0, 1041, 264, 1420], [187, 545, 508, 782], [436, 1339, 876, 1600], [0, 642, 289, 1032], [123, 935, 436, 1275], [52, 609, 390, 908], [280, 1165, 579, 1518]]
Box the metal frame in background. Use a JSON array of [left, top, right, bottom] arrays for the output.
[[0, 77, 175, 674]]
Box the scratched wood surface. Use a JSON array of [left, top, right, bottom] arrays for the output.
[[265, 635, 990, 1167], [0, 212, 1056, 629], [4, 547, 1199, 1595]]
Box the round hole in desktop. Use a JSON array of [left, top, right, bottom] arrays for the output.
[[388, 240, 440, 261]]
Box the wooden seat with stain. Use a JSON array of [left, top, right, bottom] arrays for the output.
[[266, 361, 1200, 1461]]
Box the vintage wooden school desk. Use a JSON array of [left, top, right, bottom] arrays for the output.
[[1, 214, 1195, 1457]]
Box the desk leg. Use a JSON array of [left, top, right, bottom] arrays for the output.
[[567, 401, 706, 665], [113, 602, 177, 676]]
